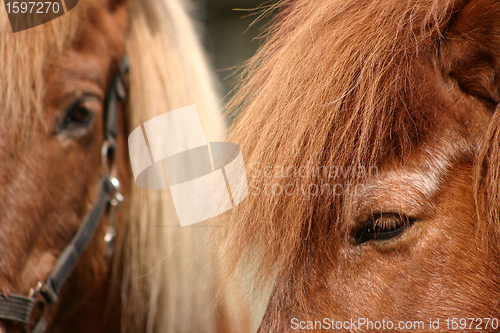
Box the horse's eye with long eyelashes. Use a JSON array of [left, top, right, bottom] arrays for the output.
[[355, 213, 416, 244], [59, 97, 98, 132]]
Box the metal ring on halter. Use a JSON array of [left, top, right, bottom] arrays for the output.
[[101, 135, 117, 173], [26, 282, 48, 333], [104, 177, 124, 260]]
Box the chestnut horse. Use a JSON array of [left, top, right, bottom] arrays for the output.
[[219, 0, 500, 331], [0, 0, 228, 332]]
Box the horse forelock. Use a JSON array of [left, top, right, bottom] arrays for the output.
[[220, 0, 500, 297], [0, 1, 97, 142], [0, 0, 131, 146]]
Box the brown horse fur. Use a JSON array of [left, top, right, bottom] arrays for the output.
[[0, 0, 227, 332], [218, 0, 500, 331]]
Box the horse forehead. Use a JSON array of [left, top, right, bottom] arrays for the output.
[[352, 73, 493, 211], [350, 134, 474, 219]]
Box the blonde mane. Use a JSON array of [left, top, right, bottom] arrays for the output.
[[0, 0, 224, 332], [123, 0, 224, 332]]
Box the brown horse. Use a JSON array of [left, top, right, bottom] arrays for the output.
[[219, 0, 500, 331], [0, 0, 230, 332]]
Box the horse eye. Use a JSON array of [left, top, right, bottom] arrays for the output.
[[59, 98, 97, 131], [355, 213, 415, 244]]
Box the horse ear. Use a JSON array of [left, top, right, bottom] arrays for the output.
[[441, 0, 500, 107]]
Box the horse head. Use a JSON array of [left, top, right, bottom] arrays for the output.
[[222, 0, 500, 331], [0, 0, 225, 332]]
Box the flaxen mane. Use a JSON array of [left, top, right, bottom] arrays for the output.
[[0, 0, 224, 332], [123, 1, 223, 332], [218, 0, 500, 320]]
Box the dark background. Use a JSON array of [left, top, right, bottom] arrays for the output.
[[192, 0, 274, 103]]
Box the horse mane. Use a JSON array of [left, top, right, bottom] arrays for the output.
[[218, 0, 500, 309], [123, 0, 224, 332], [0, 1, 224, 332]]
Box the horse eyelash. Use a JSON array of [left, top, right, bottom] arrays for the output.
[[355, 213, 416, 244]]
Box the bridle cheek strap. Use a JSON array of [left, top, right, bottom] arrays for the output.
[[42, 177, 113, 305], [0, 176, 114, 332], [0, 56, 129, 333]]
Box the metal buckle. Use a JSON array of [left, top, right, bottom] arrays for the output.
[[104, 177, 124, 260], [26, 282, 48, 333], [101, 136, 116, 171]]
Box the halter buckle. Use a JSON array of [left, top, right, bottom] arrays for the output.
[[26, 282, 49, 333], [101, 135, 117, 172], [104, 177, 124, 260]]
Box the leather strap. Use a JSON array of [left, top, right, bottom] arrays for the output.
[[41, 176, 113, 304], [0, 294, 34, 325], [0, 176, 112, 328]]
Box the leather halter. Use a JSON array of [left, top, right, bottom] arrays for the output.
[[0, 56, 130, 333]]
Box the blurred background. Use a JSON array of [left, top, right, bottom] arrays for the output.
[[191, 0, 275, 104]]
